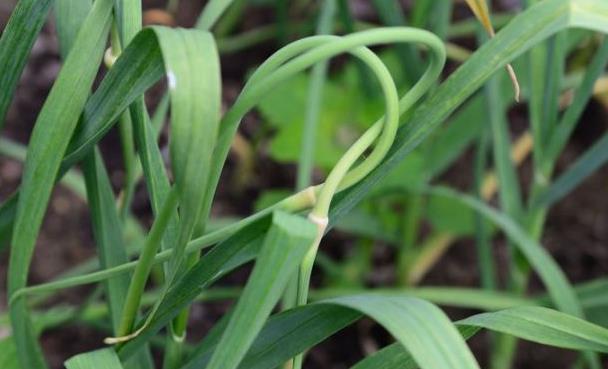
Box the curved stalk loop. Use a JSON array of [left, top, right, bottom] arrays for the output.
[[218, 27, 446, 303], [218, 27, 444, 369]]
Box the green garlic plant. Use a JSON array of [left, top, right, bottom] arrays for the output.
[[0, 0, 608, 369]]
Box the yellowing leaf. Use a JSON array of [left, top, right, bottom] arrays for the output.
[[464, 0, 494, 36], [464, 0, 521, 101]]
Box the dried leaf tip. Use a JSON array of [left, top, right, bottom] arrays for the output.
[[465, 0, 521, 102], [464, 0, 494, 35], [506, 64, 521, 102]]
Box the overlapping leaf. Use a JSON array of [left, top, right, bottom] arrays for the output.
[[7, 0, 114, 367], [183, 296, 608, 369], [204, 211, 316, 369]]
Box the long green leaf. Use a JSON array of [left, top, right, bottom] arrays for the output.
[[328, 295, 480, 369], [196, 0, 236, 30], [54, 0, 92, 59], [182, 304, 361, 369], [114, 0, 141, 45], [211, 295, 608, 369], [7, 0, 114, 367], [481, 55, 523, 220], [83, 150, 155, 369], [130, 100, 179, 269], [82, 152, 131, 328], [158, 26, 221, 281], [536, 131, 608, 208], [427, 186, 582, 316], [184, 294, 480, 369], [107, 27, 222, 351], [53, 0, 126, 337], [205, 211, 316, 369], [0, 0, 53, 129], [544, 37, 608, 169], [62, 0, 154, 361], [459, 306, 608, 352], [353, 306, 608, 369]]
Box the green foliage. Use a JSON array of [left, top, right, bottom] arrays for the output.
[[0, 0, 608, 368]]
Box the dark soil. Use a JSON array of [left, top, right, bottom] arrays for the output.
[[1, 1, 607, 368]]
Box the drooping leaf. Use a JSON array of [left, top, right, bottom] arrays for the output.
[[353, 306, 608, 369], [184, 294, 480, 369], [459, 306, 608, 352]]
